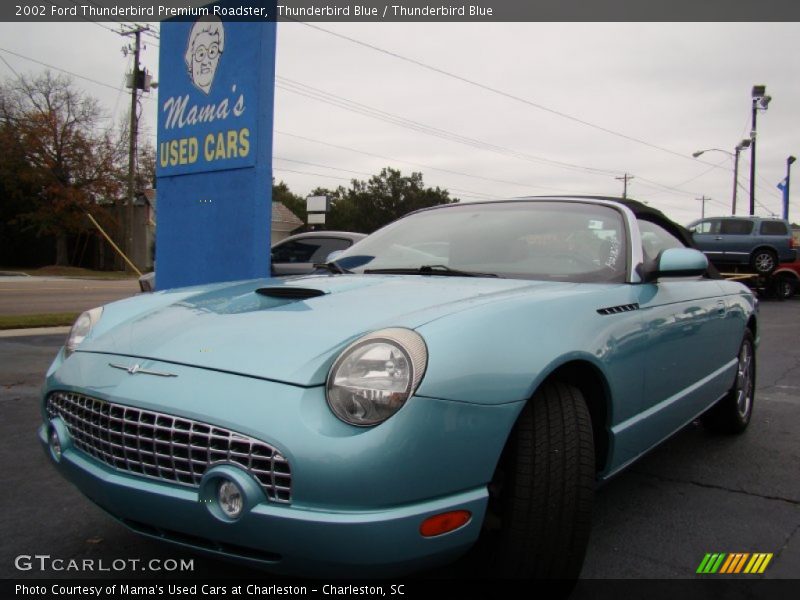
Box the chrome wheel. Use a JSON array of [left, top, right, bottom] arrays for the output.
[[734, 341, 754, 419], [752, 251, 776, 275], [701, 330, 756, 434]]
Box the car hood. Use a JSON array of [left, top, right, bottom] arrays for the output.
[[80, 274, 578, 386]]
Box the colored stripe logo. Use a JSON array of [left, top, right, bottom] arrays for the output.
[[696, 553, 773, 574]]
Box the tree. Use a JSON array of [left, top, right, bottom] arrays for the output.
[[0, 72, 125, 265], [137, 139, 156, 192], [325, 168, 458, 233]]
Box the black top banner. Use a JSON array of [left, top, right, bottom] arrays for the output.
[[4, 0, 800, 22]]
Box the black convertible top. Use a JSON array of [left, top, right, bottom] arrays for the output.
[[613, 198, 696, 248]]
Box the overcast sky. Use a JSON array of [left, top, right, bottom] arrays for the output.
[[0, 21, 798, 225]]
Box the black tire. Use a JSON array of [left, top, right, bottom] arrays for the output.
[[702, 330, 756, 434], [484, 381, 595, 579], [751, 249, 777, 275], [777, 275, 796, 300]]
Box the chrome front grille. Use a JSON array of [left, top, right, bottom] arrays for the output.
[[46, 391, 291, 503]]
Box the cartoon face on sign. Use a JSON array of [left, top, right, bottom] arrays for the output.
[[184, 17, 224, 95]]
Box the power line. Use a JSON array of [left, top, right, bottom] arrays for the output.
[[274, 156, 495, 199], [276, 77, 622, 178], [736, 150, 784, 200], [0, 46, 156, 102], [0, 46, 120, 92], [275, 156, 373, 178], [0, 54, 21, 78], [643, 159, 730, 199], [756, 171, 783, 199], [276, 77, 731, 200], [275, 130, 583, 195], [296, 21, 730, 172], [273, 167, 354, 182]]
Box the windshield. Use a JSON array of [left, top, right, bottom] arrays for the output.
[[334, 201, 628, 283]]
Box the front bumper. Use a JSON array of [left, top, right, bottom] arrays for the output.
[[40, 350, 522, 576]]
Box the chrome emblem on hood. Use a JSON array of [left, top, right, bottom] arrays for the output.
[[109, 363, 178, 378]]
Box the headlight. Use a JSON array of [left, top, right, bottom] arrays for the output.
[[326, 328, 427, 427], [65, 307, 103, 357]]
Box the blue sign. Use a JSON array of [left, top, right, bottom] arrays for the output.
[[156, 15, 276, 289]]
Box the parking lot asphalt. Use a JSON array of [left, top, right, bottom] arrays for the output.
[[1, 300, 798, 582]]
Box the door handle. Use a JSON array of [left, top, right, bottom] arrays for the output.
[[715, 236, 723, 240], [716, 300, 726, 316]]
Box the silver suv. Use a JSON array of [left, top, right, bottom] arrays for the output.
[[687, 216, 796, 275]]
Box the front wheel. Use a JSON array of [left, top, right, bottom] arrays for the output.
[[483, 381, 595, 579], [702, 330, 756, 434]]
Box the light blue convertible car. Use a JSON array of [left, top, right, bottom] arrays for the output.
[[40, 197, 757, 579]]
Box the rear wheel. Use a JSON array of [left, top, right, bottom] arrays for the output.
[[751, 249, 777, 275], [702, 330, 755, 434], [484, 381, 595, 579], [777, 275, 796, 300]]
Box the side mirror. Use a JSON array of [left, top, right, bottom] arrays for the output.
[[326, 250, 344, 263], [645, 248, 708, 281]]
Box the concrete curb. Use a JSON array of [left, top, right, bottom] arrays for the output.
[[0, 326, 70, 338]]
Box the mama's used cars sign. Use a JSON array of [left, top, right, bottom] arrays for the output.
[[156, 16, 276, 289], [158, 17, 255, 175]]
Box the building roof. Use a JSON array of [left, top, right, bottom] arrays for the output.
[[272, 202, 304, 232]]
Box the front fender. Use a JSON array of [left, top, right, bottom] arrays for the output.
[[414, 285, 646, 430]]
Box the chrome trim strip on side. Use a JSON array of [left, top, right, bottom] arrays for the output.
[[611, 358, 738, 436]]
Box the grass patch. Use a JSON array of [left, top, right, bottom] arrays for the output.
[[0, 313, 78, 330]]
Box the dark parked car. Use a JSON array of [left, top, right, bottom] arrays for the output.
[[686, 216, 796, 275], [139, 231, 367, 291]]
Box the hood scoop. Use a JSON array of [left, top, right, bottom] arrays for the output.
[[256, 287, 327, 300]]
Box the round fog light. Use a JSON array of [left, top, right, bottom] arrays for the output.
[[48, 427, 62, 462], [217, 480, 243, 519]]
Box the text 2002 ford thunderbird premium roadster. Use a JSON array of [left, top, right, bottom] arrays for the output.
[[39, 197, 757, 579]]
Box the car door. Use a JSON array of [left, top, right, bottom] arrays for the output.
[[689, 218, 725, 262], [759, 220, 794, 262], [632, 219, 732, 451], [717, 218, 755, 265]]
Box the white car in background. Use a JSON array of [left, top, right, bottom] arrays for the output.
[[138, 231, 367, 292]]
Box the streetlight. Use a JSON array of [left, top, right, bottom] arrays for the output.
[[749, 85, 772, 216], [692, 139, 752, 215], [784, 156, 796, 220]]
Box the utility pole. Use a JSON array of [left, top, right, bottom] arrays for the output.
[[615, 173, 634, 199], [784, 156, 796, 221], [732, 139, 751, 215], [121, 26, 147, 271], [696, 196, 710, 219], [749, 85, 772, 216]]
